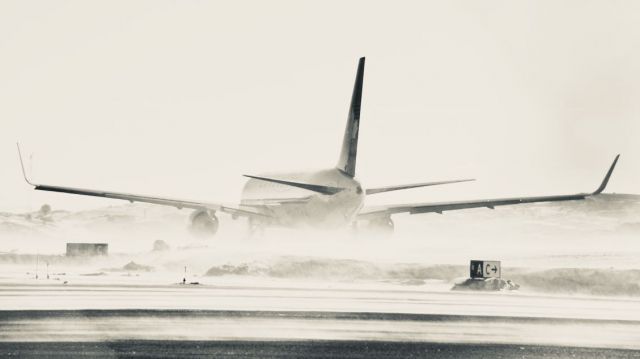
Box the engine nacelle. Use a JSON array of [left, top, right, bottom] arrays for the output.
[[189, 210, 219, 236]]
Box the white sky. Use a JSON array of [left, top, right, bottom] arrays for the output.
[[1, 0, 639, 211]]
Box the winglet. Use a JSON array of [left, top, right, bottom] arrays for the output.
[[16, 142, 35, 186], [592, 154, 620, 195]]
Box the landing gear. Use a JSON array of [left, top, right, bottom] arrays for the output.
[[247, 218, 265, 237], [355, 216, 394, 239], [368, 216, 394, 236]]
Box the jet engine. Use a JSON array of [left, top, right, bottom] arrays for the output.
[[189, 210, 219, 236]]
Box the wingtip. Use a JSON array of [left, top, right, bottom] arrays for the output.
[[16, 142, 34, 186], [592, 154, 620, 195]]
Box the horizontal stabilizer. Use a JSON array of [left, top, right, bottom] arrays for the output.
[[366, 178, 475, 195], [241, 196, 312, 207], [243, 175, 345, 195]]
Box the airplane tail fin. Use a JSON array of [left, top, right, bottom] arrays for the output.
[[336, 57, 365, 177]]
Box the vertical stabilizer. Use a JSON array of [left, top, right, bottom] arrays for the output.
[[336, 57, 365, 177]]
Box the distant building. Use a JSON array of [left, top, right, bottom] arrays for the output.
[[66, 243, 108, 257]]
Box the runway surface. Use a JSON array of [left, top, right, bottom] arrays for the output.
[[3, 340, 640, 359], [1, 279, 640, 357]]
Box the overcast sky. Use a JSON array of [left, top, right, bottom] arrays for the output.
[[1, 0, 639, 211]]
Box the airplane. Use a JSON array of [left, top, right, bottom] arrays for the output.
[[17, 57, 620, 237]]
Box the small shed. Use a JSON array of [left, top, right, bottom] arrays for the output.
[[66, 243, 108, 257]]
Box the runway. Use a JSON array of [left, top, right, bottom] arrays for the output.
[[2, 308, 640, 345], [3, 340, 640, 359], [1, 279, 640, 357], [2, 309, 640, 358]]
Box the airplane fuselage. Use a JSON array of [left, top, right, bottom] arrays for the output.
[[240, 168, 365, 228]]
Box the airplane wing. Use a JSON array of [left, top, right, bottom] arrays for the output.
[[16, 145, 267, 219], [358, 155, 619, 220]]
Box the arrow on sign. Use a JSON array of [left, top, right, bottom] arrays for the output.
[[486, 264, 498, 274]]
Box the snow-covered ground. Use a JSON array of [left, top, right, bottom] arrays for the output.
[[2, 193, 640, 289]]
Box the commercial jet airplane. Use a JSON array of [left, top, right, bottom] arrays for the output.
[[18, 57, 619, 236]]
